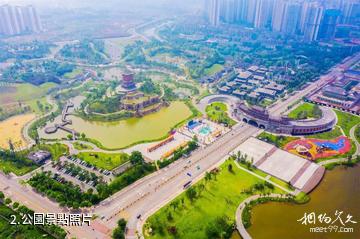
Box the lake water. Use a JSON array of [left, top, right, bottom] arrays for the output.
[[39, 101, 192, 149], [248, 165, 360, 239]]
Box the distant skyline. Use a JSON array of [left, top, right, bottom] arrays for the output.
[[0, 0, 204, 12]]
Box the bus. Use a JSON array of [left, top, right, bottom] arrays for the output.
[[183, 181, 192, 189]]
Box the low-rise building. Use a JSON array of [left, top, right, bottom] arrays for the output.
[[27, 150, 51, 164], [256, 88, 277, 99], [265, 82, 286, 93], [237, 71, 252, 80]]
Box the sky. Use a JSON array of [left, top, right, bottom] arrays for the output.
[[0, 0, 204, 12]]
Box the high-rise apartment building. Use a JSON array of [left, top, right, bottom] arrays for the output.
[[0, 5, 21, 35], [0, 4, 42, 36], [303, 3, 324, 41], [318, 9, 341, 39], [254, 0, 274, 29], [246, 0, 258, 25], [281, 2, 302, 35], [222, 0, 237, 23], [204, 0, 358, 41], [271, 0, 286, 32], [341, 1, 360, 24], [207, 0, 221, 26]]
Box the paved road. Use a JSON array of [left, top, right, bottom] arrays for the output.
[[0, 171, 107, 239], [94, 124, 260, 238]]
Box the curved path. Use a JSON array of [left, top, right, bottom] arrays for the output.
[[19, 95, 58, 151], [197, 94, 241, 114], [53, 140, 125, 155], [235, 194, 286, 239]]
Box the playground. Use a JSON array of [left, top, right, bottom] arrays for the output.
[[284, 136, 352, 160]]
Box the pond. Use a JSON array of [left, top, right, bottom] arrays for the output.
[[248, 165, 360, 239], [39, 101, 193, 149]]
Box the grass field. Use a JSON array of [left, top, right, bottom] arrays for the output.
[[73, 142, 93, 150], [288, 103, 318, 119], [206, 102, 237, 126], [77, 152, 129, 170], [334, 110, 359, 137], [0, 113, 36, 149], [33, 143, 69, 161], [305, 126, 343, 140], [63, 68, 82, 79], [144, 160, 284, 239], [355, 125, 360, 144], [257, 132, 299, 149], [204, 64, 223, 76], [0, 83, 56, 114], [0, 159, 36, 176]]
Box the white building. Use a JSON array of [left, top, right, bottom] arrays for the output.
[[0, 4, 42, 36], [207, 0, 221, 26]]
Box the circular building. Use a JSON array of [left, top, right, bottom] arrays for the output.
[[237, 103, 337, 136]]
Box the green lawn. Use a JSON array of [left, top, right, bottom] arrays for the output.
[[355, 125, 360, 144], [0, 143, 68, 176], [144, 160, 284, 239], [334, 110, 359, 137], [73, 142, 93, 150], [33, 143, 69, 161], [205, 102, 237, 126], [288, 102, 319, 120], [305, 126, 343, 140], [0, 83, 56, 114], [63, 68, 82, 79], [26, 96, 53, 114], [259, 99, 274, 108], [77, 152, 129, 170], [204, 64, 223, 76], [0, 160, 36, 176], [269, 176, 294, 191], [257, 132, 299, 149]]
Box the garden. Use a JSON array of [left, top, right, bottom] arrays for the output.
[[205, 102, 237, 127]]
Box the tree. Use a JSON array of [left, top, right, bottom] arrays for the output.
[[129, 151, 144, 165], [185, 187, 197, 202], [81, 133, 86, 139], [312, 104, 322, 118], [167, 226, 177, 235], [228, 163, 233, 173], [170, 200, 179, 211], [112, 219, 127, 239], [12, 202, 19, 209], [197, 183, 205, 196], [205, 172, 212, 182], [0, 191, 4, 200], [4, 198, 12, 205]]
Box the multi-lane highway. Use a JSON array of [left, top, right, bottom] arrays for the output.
[[94, 123, 260, 238]]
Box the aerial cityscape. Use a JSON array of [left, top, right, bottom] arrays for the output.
[[0, 0, 359, 239]]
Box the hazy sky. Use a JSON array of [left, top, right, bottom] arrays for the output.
[[0, 0, 204, 12]]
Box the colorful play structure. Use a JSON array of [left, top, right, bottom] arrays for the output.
[[284, 136, 352, 160]]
